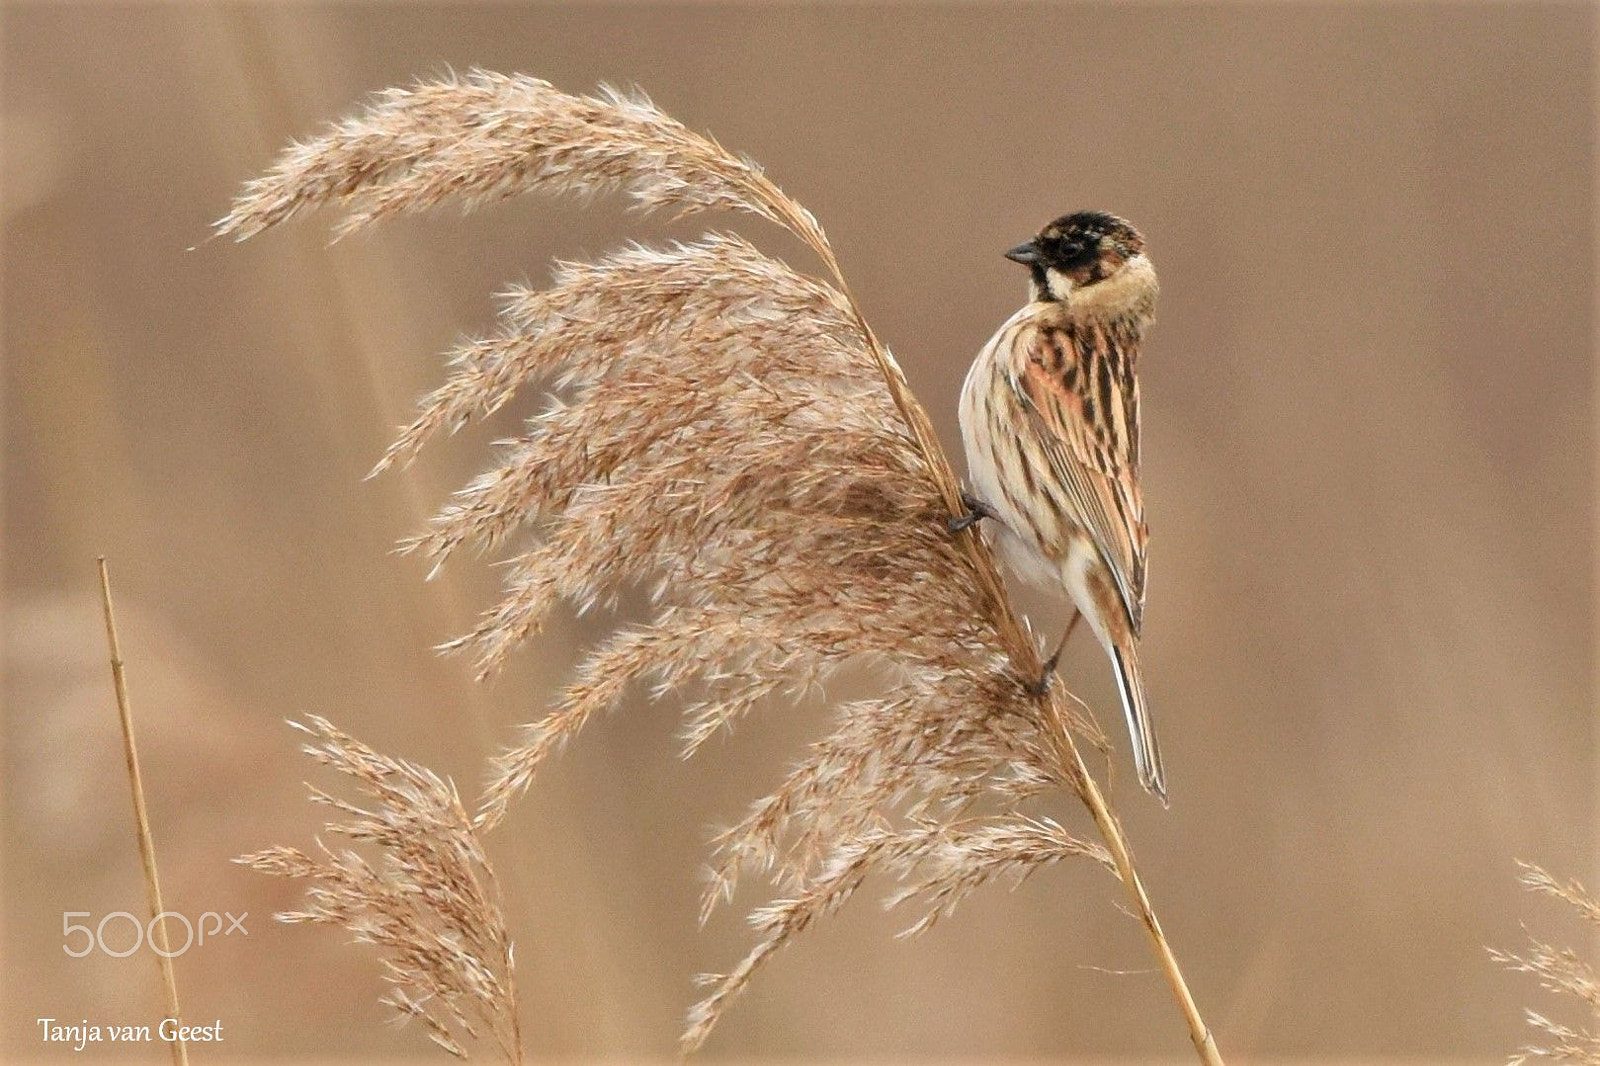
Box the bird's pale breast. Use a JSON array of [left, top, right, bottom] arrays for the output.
[[958, 309, 1086, 594]]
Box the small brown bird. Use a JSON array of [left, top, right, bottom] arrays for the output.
[[954, 211, 1164, 800]]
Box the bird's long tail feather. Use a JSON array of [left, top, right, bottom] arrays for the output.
[[1109, 640, 1166, 804]]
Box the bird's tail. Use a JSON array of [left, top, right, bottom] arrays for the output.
[[1109, 638, 1166, 805]]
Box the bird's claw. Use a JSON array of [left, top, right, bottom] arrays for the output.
[[946, 491, 997, 535], [1026, 644, 1065, 697]]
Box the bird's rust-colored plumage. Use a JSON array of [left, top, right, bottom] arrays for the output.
[[1014, 312, 1149, 633]]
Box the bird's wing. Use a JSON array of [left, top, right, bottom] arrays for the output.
[[1008, 320, 1149, 632]]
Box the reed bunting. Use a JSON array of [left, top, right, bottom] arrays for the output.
[[954, 211, 1164, 801]]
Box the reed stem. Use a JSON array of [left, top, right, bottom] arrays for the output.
[[785, 204, 1224, 1066], [97, 558, 189, 1066]]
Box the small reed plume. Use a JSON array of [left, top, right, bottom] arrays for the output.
[[237, 717, 521, 1062], [221, 71, 1221, 1062], [1495, 862, 1600, 1065]]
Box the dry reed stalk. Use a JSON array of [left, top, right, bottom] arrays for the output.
[[1495, 862, 1600, 1064], [237, 717, 522, 1062], [221, 70, 1221, 1061], [96, 557, 189, 1066]]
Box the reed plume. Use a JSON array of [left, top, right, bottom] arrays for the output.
[[222, 71, 1220, 1062], [237, 718, 521, 1062], [1495, 862, 1600, 1065]]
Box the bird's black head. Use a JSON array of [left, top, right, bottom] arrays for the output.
[[1005, 211, 1147, 302]]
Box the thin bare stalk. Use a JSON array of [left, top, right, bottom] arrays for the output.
[[1053, 705, 1222, 1065], [96, 557, 189, 1066]]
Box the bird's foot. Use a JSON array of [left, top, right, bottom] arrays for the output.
[[1025, 641, 1067, 697], [946, 491, 998, 535]]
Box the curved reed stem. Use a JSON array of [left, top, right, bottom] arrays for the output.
[[758, 184, 1224, 1066]]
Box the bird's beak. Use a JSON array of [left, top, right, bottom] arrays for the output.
[[1004, 240, 1040, 265]]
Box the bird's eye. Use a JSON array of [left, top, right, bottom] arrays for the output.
[[1060, 242, 1085, 260]]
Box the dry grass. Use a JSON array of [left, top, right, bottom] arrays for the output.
[[237, 718, 521, 1063], [96, 558, 190, 1066], [223, 71, 1219, 1061], [1495, 863, 1600, 1065]]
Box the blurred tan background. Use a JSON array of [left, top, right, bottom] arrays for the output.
[[3, 2, 1595, 1061]]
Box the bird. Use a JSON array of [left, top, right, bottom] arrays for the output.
[[953, 210, 1164, 801]]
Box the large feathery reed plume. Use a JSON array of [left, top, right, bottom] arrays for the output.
[[1495, 863, 1600, 1065], [221, 71, 1221, 1062]]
